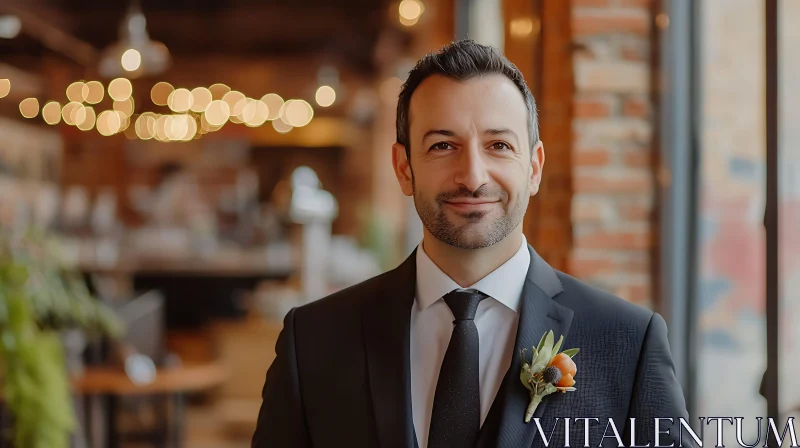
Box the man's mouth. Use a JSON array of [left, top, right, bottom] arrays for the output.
[[443, 200, 500, 211]]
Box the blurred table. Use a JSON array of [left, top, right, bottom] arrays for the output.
[[73, 362, 227, 448], [81, 253, 295, 328]]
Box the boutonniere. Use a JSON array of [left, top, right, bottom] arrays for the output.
[[519, 330, 579, 423]]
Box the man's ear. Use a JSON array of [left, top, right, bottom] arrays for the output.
[[529, 140, 545, 196], [392, 143, 414, 197]]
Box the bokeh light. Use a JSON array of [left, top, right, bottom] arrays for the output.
[[399, 0, 423, 20], [223, 91, 246, 124], [399, 15, 419, 26], [283, 99, 314, 127], [261, 93, 284, 120], [200, 113, 223, 133], [232, 97, 250, 120], [66, 81, 89, 102], [85, 81, 105, 104], [278, 100, 293, 125], [77, 106, 97, 131], [19, 98, 40, 118], [398, 0, 423, 25], [209, 83, 231, 100], [42, 101, 62, 125], [144, 113, 158, 137], [62, 102, 83, 125], [243, 99, 269, 127], [136, 113, 157, 140], [108, 78, 133, 101], [190, 87, 213, 113], [183, 115, 198, 140], [272, 119, 293, 133], [151, 82, 174, 106], [155, 115, 170, 141], [121, 48, 142, 72], [0, 79, 9, 98], [168, 88, 193, 113], [162, 114, 197, 141], [510, 18, 537, 38], [165, 115, 188, 140], [117, 110, 132, 131], [113, 97, 135, 117], [72, 105, 89, 127], [222, 91, 245, 113], [204, 100, 230, 127], [315, 86, 336, 107], [97, 110, 122, 136]]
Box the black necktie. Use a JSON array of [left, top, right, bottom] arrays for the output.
[[427, 289, 487, 448]]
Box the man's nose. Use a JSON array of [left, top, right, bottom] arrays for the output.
[[453, 143, 489, 193]]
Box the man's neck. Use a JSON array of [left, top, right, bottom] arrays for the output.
[[421, 228, 524, 288]]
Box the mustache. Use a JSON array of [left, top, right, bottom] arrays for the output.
[[436, 185, 507, 203]]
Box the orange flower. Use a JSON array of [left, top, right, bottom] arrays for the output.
[[548, 353, 577, 387], [556, 373, 575, 388]]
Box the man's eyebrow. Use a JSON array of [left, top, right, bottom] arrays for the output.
[[421, 128, 520, 141], [484, 128, 519, 140], [422, 129, 456, 140]]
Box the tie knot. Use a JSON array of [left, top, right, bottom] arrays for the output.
[[443, 289, 487, 321]]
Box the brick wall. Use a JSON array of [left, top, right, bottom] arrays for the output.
[[568, 0, 656, 308], [512, 0, 574, 274]]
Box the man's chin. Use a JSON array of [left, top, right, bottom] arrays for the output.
[[435, 227, 498, 250]]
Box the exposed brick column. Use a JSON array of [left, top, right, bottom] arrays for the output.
[[514, 0, 574, 274], [569, 0, 656, 307]]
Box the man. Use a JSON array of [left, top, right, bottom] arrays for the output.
[[253, 40, 692, 448]]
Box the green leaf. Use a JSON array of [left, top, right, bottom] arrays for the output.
[[561, 348, 580, 358], [544, 331, 554, 351], [551, 335, 564, 359], [542, 383, 557, 396], [536, 330, 551, 354], [532, 331, 555, 372], [519, 364, 535, 392], [529, 346, 539, 367]]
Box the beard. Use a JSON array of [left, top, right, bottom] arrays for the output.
[[412, 178, 528, 250]]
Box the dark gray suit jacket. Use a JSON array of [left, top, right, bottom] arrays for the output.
[[252, 245, 694, 447]]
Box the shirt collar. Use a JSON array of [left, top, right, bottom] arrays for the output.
[[415, 235, 531, 313]]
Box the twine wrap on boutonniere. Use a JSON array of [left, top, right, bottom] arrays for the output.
[[519, 330, 579, 422]]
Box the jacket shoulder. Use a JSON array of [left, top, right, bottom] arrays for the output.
[[554, 270, 654, 329], [292, 268, 396, 321]]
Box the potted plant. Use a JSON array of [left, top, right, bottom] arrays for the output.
[[0, 228, 123, 448]]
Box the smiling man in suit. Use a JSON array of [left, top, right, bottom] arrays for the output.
[[252, 40, 693, 448]]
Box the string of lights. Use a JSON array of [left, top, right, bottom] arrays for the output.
[[2, 77, 329, 142]]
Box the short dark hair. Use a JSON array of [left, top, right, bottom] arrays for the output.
[[396, 39, 539, 161]]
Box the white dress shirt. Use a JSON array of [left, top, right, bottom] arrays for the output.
[[410, 236, 531, 448]]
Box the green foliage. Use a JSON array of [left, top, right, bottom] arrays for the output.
[[0, 229, 124, 447], [560, 348, 580, 358]]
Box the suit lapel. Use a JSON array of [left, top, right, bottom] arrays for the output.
[[477, 245, 574, 448], [363, 250, 418, 448]]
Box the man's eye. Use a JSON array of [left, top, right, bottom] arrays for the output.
[[491, 142, 511, 150], [430, 142, 454, 150]]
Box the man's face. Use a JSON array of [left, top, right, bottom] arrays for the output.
[[392, 74, 545, 249]]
